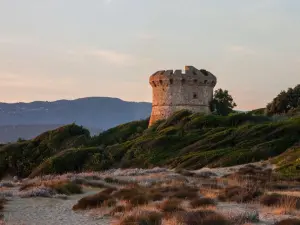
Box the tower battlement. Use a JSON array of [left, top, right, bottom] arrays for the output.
[[149, 65, 217, 126]]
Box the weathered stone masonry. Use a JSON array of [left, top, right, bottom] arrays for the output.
[[149, 65, 217, 126]]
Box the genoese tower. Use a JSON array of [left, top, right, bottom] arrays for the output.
[[149, 65, 217, 126]]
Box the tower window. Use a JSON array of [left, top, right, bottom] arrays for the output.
[[181, 79, 186, 84], [193, 93, 198, 99], [170, 79, 173, 84], [193, 79, 197, 84]]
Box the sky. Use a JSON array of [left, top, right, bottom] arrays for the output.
[[0, 0, 299, 110]]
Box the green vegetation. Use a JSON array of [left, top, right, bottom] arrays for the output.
[[271, 145, 300, 179], [266, 84, 300, 115], [1, 109, 300, 179], [52, 182, 83, 195], [210, 88, 237, 116], [0, 124, 90, 178]]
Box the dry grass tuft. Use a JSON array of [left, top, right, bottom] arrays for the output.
[[218, 185, 262, 203], [189, 197, 217, 208], [115, 210, 163, 225], [72, 189, 112, 210], [157, 198, 183, 213], [110, 205, 127, 216], [260, 193, 300, 210], [0, 198, 6, 211], [274, 218, 300, 225], [175, 210, 230, 225]]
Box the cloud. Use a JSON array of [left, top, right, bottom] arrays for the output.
[[0, 73, 75, 89], [227, 45, 256, 55], [88, 49, 137, 66], [68, 48, 147, 67]]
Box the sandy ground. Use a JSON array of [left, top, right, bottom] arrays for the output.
[[2, 188, 110, 225]]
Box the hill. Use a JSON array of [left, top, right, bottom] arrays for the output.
[[0, 97, 151, 142], [1, 110, 300, 179]]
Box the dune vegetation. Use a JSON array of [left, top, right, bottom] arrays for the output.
[[0, 109, 299, 180]]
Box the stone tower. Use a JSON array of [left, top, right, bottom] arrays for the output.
[[149, 65, 217, 126]]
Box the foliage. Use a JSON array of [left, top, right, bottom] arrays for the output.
[[0, 124, 90, 178], [266, 84, 300, 115], [210, 88, 237, 116], [1, 111, 300, 179]]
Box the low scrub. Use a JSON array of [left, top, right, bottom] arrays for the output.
[[260, 193, 300, 209], [72, 189, 112, 210], [0, 198, 6, 211], [1, 113, 298, 178], [51, 182, 82, 195], [175, 210, 230, 225], [275, 219, 300, 225], [115, 210, 162, 225], [189, 197, 217, 208], [157, 198, 183, 213], [218, 186, 262, 203]]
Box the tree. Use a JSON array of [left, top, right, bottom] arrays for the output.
[[266, 84, 300, 115], [210, 88, 237, 116]]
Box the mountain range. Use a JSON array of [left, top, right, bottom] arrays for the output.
[[0, 97, 152, 143]]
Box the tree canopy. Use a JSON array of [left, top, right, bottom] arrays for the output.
[[210, 88, 237, 116], [266, 84, 300, 115]]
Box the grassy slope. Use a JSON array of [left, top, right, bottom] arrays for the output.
[[0, 124, 90, 178], [26, 111, 300, 178], [271, 145, 300, 178]]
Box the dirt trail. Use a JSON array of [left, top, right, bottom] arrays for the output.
[[3, 188, 110, 225]]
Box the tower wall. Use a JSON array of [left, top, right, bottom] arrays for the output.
[[149, 66, 217, 126]]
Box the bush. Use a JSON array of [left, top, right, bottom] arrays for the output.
[[116, 211, 162, 225], [72, 189, 111, 210], [110, 205, 126, 215], [52, 182, 82, 195], [218, 186, 262, 203], [128, 195, 149, 206], [0, 198, 6, 211], [176, 210, 230, 225], [260, 193, 300, 209], [190, 197, 217, 208], [275, 219, 300, 225], [158, 198, 183, 213]]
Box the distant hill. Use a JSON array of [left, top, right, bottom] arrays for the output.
[[0, 124, 103, 143], [0, 97, 151, 143]]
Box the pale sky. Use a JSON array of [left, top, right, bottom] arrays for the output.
[[0, 0, 299, 110]]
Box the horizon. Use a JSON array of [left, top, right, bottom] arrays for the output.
[[1, 0, 299, 110]]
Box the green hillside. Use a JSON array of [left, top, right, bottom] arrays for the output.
[[1, 111, 300, 179]]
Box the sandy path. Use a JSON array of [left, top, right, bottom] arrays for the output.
[[3, 188, 110, 225]]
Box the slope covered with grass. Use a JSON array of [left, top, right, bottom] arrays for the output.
[[0, 124, 90, 178], [25, 111, 300, 178]]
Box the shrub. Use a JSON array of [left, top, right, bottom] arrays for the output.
[[260, 193, 300, 209], [116, 211, 162, 225], [0, 198, 6, 211], [190, 197, 217, 208], [128, 195, 149, 206], [72, 190, 111, 210], [275, 219, 300, 225], [176, 210, 230, 225], [218, 186, 262, 203], [157, 198, 183, 213], [102, 199, 117, 207], [52, 182, 82, 195], [113, 187, 142, 200], [110, 205, 126, 215]]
